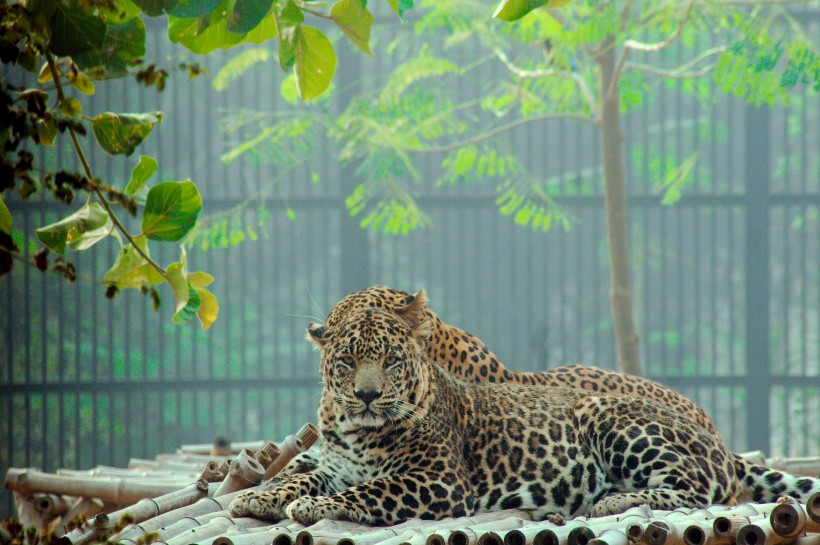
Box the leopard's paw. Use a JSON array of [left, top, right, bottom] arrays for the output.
[[286, 496, 345, 525], [228, 491, 286, 521]]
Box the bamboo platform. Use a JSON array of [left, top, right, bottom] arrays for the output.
[[4, 428, 819, 545]]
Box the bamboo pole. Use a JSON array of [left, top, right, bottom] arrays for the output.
[[32, 494, 73, 517], [590, 529, 631, 545], [293, 520, 369, 545], [263, 424, 320, 481], [211, 522, 305, 545], [6, 468, 188, 506], [213, 451, 265, 497], [200, 461, 224, 483], [159, 516, 270, 545]]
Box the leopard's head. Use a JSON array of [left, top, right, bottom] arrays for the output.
[[307, 308, 433, 429], [323, 286, 429, 331]]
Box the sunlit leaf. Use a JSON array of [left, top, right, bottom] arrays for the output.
[[274, 0, 304, 71], [142, 180, 202, 241], [187, 271, 214, 288], [126, 155, 158, 195], [493, 0, 571, 22], [0, 196, 11, 234], [67, 217, 120, 251], [294, 26, 337, 100], [35, 203, 108, 254], [195, 287, 219, 330], [168, 0, 245, 54], [60, 98, 82, 118], [92, 112, 163, 156], [48, 3, 106, 56], [331, 0, 374, 56], [227, 0, 274, 34], [384, 0, 414, 22], [67, 71, 96, 95], [104, 236, 165, 288], [97, 0, 143, 23], [167, 260, 201, 325], [36, 117, 58, 146], [74, 17, 147, 76]]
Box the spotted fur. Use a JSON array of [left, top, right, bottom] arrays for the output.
[[229, 310, 818, 525], [322, 286, 717, 435]]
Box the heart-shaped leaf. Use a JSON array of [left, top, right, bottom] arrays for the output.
[[92, 112, 163, 156], [142, 180, 202, 242], [35, 202, 109, 254]]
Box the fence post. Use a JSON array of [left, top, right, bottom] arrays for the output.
[[743, 104, 771, 453], [334, 46, 371, 294]]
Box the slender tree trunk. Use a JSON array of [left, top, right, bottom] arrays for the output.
[[596, 40, 642, 376]]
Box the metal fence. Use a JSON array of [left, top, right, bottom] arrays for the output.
[[1, 13, 819, 518]]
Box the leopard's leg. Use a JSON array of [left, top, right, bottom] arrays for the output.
[[579, 397, 734, 516], [287, 471, 473, 526], [228, 469, 336, 521]]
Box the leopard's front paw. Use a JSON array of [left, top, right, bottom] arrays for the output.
[[228, 490, 287, 521], [286, 496, 349, 525]]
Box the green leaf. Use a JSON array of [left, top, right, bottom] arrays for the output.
[[73, 17, 147, 76], [60, 97, 82, 118], [67, 71, 96, 95], [0, 195, 11, 234], [493, 0, 570, 22], [212, 48, 271, 91], [168, 0, 222, 18], [195, 287, 218, 330], [274, 0, 304, 71], [227, 0, 274, 34], [126, 155, 158, 195], [294, 26, 337, 100], [280, 72, 300, 104], [35, 203, 108, 254], [142, 180, 202, 242], [48, 3, 106, 56], [67, 217, 120, 251], [384, 0, 414, 22], [92, 112, 163, 156], [103, 236, 165, 288], [97, 0, 144, 23], [331, 0, 374, 56], [168, 3, 245, 54], [36, 117, 58, 146], [167, 260, 201, 325], [132, 0, 173, 17], [186, 271, 214, 288]]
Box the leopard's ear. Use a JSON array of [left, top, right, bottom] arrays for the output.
[[306, 323, 332, 348], [395, 289, 427, 325], [410, 318, 433, 344]]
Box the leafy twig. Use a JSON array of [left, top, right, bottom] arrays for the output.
[[44, 51, 168, 279]]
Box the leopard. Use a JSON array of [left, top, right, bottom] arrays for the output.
[[229, 308, 819, 526], [321, 285, 717, 435]]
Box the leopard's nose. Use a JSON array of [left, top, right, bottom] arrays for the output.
[[354, 389, 382, 406]]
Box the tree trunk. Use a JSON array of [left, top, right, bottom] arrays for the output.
[[596, 40, 642, 376]]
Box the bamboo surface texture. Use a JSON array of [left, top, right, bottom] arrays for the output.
[[5, 436, 818, 545]]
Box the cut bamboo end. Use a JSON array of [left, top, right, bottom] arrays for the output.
[[502, 529, 526, 545], [808, 491, 820, 524], [626, 524, 645, 543], [642, 522, 671, 545], [211, 437, 232, 457], [735, 524, 766, 545], [213, 451, 265, 498], [200, 461, 224, 483], [534, 529, 560, 545], [568, 525, 596, 545], [477, 532, 504, 545], [769, 500, 806, 538], [297, 423, 320, 449]]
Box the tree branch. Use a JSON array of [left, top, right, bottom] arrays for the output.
[[404, 112, 598, 154], [492, 46, 598, 117], [607, 0, 696, 101], [45, 51, 168, 280], [623, 45, 725, 79]]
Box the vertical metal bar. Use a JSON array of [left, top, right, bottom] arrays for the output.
[[743, 104, 771, 453]]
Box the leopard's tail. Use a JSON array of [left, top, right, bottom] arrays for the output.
[[732, 453, 820, 503]]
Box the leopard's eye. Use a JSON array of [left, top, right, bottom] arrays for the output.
[[336, 355, 356, 370], [383, 355, 401, 370]]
